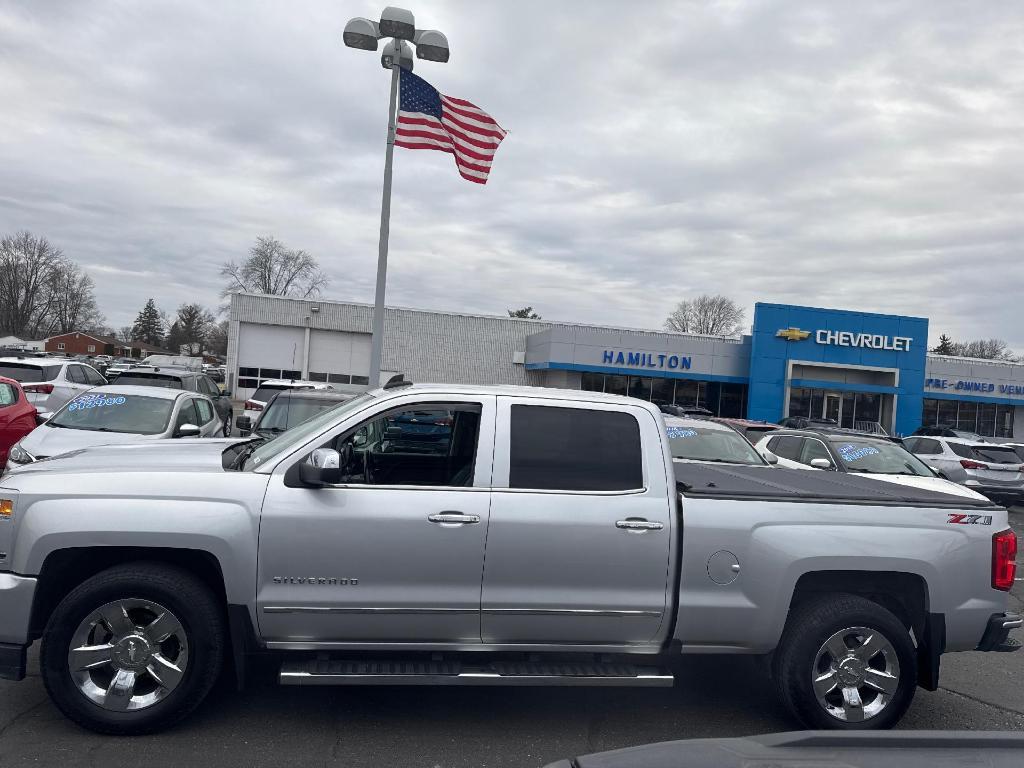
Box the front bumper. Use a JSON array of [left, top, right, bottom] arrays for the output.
[[976, 613, 1022, 652], [0, 573, 36, 681]]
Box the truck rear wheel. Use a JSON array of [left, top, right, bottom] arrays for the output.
[[773, 593, 916, 729], [40, 562, 225, 735]]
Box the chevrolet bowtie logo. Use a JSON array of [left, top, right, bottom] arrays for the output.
[[776, 327, 811, 341]]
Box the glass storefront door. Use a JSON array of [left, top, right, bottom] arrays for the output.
[[824, 393, 841, 423]]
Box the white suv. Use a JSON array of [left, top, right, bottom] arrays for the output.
[[0, 357, 106, 418], [903, 436, 1024, 507]]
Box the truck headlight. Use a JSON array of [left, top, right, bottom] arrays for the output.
[[7, 442, 34, 465]]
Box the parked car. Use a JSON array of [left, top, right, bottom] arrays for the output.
[[236, 390, 353, 439], [902, 436, 1024, 506], [664, 415, 772, 466], [5, 386, 224, 468], [109, 365, 234, 436], [242, 378, 334, 423], [103, 359, 139, 381], [713, 416, 781, 443], [912, 424, 985, 440], [754, 429, 988, 501], [0, 376, 38, 471], [0, 382, 1015, 734], [0, 356, 105, 419]]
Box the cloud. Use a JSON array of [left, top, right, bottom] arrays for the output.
[[0, 0, 1022, 350]]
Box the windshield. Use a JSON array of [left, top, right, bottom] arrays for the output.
[[239, 392, 375, 471], [257, 397, 349, 434], [830, 438, 933, 476], [667, 424, 765, 465], [112, 374, 183, 389], [50, 392, 174, 434], [0, 363, 58, 383]]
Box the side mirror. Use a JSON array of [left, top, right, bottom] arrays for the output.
[[175, 423, 201, 438], [809, 458, 833, 470], [298, 447, 343, 486], [762, 450, 779, 465], [235, 415, 252, 434], [35, 411, 50, 425], [221, 390, 231, 397]]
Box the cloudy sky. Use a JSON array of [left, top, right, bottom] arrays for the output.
[[1, 0, 1022, 346]]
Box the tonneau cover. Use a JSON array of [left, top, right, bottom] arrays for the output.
[[674, 463, 997, 508]]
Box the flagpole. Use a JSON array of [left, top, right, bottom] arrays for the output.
[[368, 60, 400, 387]]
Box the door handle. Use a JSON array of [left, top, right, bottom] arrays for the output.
[[428, 512, 480, 525], [615, 519, 664, 532]]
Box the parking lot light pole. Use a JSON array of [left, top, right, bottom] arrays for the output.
[[342, 8, 450, 387]]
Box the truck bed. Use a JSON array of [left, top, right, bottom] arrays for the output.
[[674, 462, 997, 508]]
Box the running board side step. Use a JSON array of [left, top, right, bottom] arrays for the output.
[[279, 659, 674, 687]]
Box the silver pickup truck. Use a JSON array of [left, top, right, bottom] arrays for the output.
[[0, 382, 1019, 734]]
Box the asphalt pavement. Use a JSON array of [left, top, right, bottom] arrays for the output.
[[1, 512, 1022, 768]]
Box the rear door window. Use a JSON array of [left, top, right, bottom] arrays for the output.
[[83, 367, 105, 385], [508, 405, 643, 491], [948, 442, 976, 459], [67, 365, 88, 384]]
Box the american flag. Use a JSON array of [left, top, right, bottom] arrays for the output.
[[395, 70, 506, 185]]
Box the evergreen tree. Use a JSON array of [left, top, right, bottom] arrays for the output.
[[130, 299, 164, 346], [932, 334, 956, 355]]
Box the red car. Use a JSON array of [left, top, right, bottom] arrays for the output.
[[0, 375, 38, 470]]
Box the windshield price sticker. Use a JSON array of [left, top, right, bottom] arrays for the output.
[[838, 444, 880, 462], [68, 395, 126, 412], [667, 427, 699, 439]]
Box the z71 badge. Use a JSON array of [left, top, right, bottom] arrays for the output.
[[947, 514, 993, 525]]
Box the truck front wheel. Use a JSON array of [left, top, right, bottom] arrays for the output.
[[40, 562, 225, 735], [773, 593, 917, 729]]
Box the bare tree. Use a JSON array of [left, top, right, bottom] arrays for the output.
[[206, 319, 229, 357], [167, 303, 215, 355], [946, 338, 1018, 361], [0, 231, 103, 339], [221, 236, 328, 300], [46, 263, 104, 336], [664, 295, 746, 336], [117, 326, 134, 344], [0, 231, 65, 337]]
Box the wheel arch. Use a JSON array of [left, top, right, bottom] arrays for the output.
[[29, 547, 256, 689], [784, 570, 943, 690]]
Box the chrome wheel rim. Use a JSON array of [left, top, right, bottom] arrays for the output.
[[812, 625, 900, 722], [68, 599, 189, 712]]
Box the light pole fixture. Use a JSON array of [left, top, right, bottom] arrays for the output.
[[343, 7, 449, 387]]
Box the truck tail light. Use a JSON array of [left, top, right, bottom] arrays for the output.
[[960, 459, 989, 470], [22, 383, 54, 395], [244, 400, 264, 412], [992, 529, 1017, 591]]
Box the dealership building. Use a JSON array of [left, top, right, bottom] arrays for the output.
[[227, 293, 1024, 438]]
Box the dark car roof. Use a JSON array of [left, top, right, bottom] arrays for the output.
[[767, 428, 894, 443], [266, 390, 354, 405]]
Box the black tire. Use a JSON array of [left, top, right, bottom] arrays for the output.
[[772, 593, 916, 730], [40, 562, 225, 735]]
